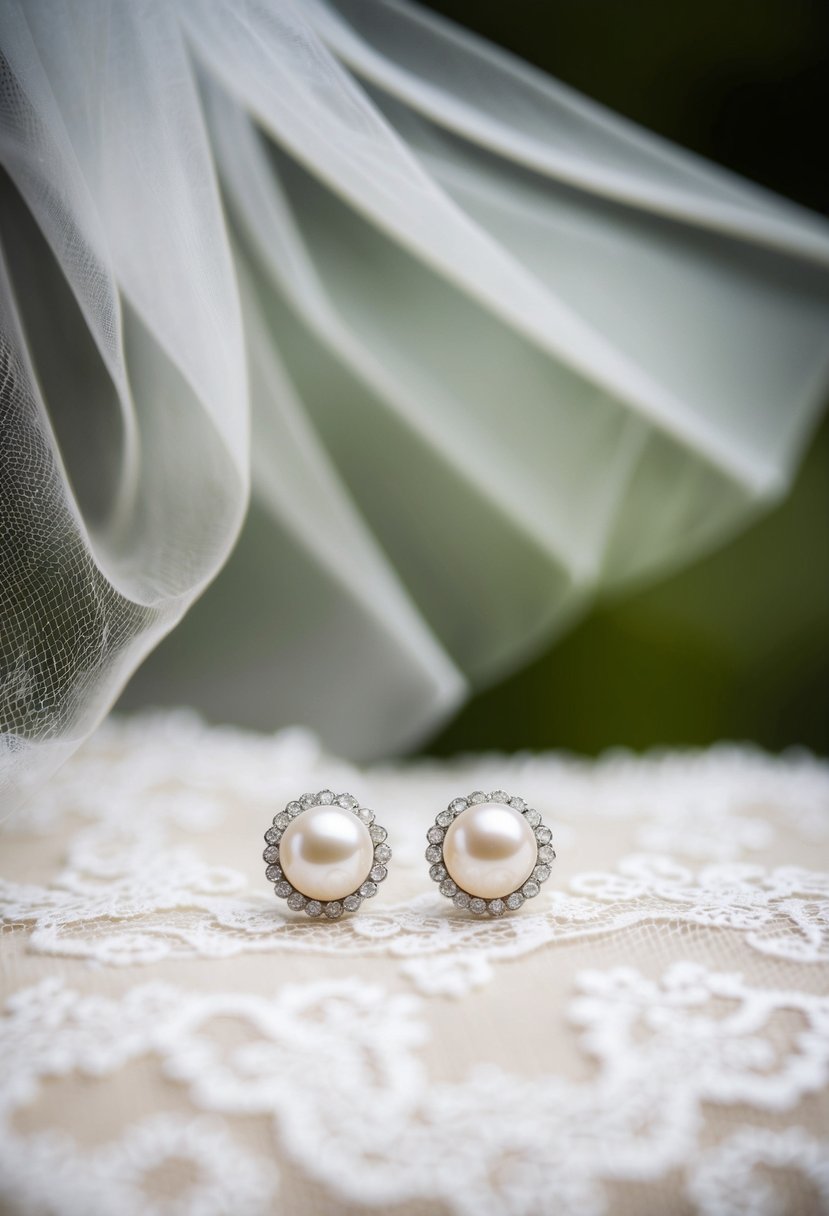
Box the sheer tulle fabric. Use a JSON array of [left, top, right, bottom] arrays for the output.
[[2, 0, 829, 808]]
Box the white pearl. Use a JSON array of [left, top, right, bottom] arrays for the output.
[[279, 805, 374, 902], [443, 803, 536, 899]]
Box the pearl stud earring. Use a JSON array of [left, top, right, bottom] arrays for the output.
[[426, 791, 555, 916], [263, 790, 391, 919]]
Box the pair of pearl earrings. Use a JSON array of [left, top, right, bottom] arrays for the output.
[[262, 788, 555, 919]]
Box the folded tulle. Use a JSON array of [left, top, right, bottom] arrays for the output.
[[1, 0, 828, 810]]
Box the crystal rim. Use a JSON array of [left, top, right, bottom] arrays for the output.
[[425, 790, 555, 916], [263, 790, 391, 919]]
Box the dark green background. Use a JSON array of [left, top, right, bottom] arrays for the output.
[[423, 0, 829, 755]]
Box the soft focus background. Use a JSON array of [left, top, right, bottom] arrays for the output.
[[424, 0, 829, 755], [113, 0, 829, 757]]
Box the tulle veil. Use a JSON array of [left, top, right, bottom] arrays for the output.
[[2, 0, 828, 811]]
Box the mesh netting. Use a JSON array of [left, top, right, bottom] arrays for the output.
[[2, 0, 829, 809]]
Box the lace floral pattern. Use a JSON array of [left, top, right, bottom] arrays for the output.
[[1, 966, 827, 1216], [1, 713, 828, 1214]]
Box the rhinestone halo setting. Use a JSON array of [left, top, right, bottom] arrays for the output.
[[425, 790, 555, 916], [263, 790, 391, 918]]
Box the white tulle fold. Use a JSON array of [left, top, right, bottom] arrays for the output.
[[2, 0, 828, 807], [0, 0, 248, 808], [311, 0, 829, 265]]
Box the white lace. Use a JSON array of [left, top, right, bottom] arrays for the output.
[[1, 712, 828, 1215]]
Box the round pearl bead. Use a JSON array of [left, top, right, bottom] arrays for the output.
[[279, 805, 374, 902], [443, 803, 537, 899]]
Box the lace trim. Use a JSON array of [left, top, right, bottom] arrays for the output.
[[2, 714, 828, 990], [2, 840, 827, 986], [2, 714, 828, 1214], [1, 965, 826, 1215]]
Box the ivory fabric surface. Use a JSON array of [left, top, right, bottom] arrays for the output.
[[3, 0, 829, 813], [1, 712, 828, 1215]]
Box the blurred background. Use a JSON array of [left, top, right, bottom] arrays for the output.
[[114, 0, 829, 757], [421, 0, 829, 755]]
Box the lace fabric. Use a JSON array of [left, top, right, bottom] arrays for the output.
[[1, 711, 828, 1214]]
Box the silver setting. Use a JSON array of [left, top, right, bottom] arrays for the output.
[[425, 790, 555, 916], [263, 789, 391, 918]]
